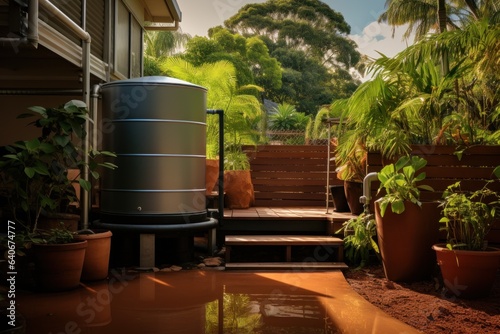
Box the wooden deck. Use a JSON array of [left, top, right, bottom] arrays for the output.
[[224, 235, 348, 270], [217, 206, 358, 244], [223, 206, 354, 220]]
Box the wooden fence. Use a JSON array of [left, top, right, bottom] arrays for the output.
[[242, 145, 342, 207], [367, 145, 500, 201], [366, 145, 500, 243]]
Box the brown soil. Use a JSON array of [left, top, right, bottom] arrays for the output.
[[344, 264, 500, 333]]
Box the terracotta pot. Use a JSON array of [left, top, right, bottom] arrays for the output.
[[224, 170, 255, 209], [205, 159, 220, 195], [375, 200, 440, 282], [344, 181, 364, 214], [433, 244, 500, 298], [75, 229, 113, 281], [33, 240, 87, 291]]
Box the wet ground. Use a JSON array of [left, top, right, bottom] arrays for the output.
[[12, 269, 420, 334]]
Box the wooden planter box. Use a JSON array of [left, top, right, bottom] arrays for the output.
[[366, 145, 500, 244]]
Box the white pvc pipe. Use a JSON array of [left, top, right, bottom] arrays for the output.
[[28, 0, 39, 47], [360, 172, 379, 206], [39, 0, 92, 228]]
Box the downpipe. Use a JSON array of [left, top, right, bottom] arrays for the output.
[[0, 0, 38, 47], [206, 109, 224, 225], [40, 0, 92, 228]]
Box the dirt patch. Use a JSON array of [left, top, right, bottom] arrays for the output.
[[344, 264, 500, 333]]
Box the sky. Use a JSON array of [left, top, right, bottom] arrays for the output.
[[176, 0, 413, 62]]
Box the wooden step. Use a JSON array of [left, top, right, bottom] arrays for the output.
[[224, 235, 345, 267], [225, 262, 348, 270]]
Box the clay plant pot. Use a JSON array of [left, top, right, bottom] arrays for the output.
[[375, 200, 441, 282], [75, 229, 113, 281], [432, 244, 500, 298], [224, 170, 255, 209], [344, 180, 364, 214], [33, 240, 87, 291], [205, 159, 220, 195]]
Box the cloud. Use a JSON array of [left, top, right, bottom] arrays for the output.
[[349, 21, 415, 81], [350, 21, 413, 59]]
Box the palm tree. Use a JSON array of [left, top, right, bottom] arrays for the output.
[[380, 1, 500, 80], [160, 58, 265, 157], [143, 30, 191, 76], [379, 0, 499, 41], [335, 17, 500, 164], [144, 30, 190, 59]]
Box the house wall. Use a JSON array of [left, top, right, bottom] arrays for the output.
[[0, 0, 152, 147], [0, 95, 81, 147]]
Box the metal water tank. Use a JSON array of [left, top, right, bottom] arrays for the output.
[[99, 76, 207, 224]]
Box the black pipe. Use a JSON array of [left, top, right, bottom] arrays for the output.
[[206, 109, 224, 225], [0, 89, 83, 95], [93, 218, 218, 232]]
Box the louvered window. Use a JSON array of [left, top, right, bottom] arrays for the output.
[[87, 0, 105, 60]]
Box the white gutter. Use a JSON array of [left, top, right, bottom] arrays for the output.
[[144, 0, 182, 31], [39, 0, 92, 229]]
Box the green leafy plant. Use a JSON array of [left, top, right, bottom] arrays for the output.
[[334, 141, 367, 183], [0, 100, 117, 233], [439, 179, 500, 251], [224, 147, 250, 171], [33, 223, 76, 245], [3, 222, 76, 258], [336, 213, 380, 268], [376, 155, 434, 216]]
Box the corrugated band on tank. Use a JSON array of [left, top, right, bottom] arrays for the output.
[[111, 119, 206, 125], [115, 154, 205, 157], [102, 189, 205, 192]]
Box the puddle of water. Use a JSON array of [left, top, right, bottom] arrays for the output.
[[15, 270, 418, 334]]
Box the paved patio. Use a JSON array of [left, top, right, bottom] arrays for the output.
[[14, 269, 420, 333]]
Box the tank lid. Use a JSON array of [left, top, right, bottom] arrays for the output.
[[101, 76, 206, 91]]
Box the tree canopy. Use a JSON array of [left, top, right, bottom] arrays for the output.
[[223, 0, 362, 114], [225, 0, 359, 69], [182, 27, 282, 93]]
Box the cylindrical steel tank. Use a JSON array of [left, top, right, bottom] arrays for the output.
[[99, 76, 207, 224]]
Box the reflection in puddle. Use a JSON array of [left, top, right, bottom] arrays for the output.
[[15, 270, 419, 333], [206, 293, 334, 333]]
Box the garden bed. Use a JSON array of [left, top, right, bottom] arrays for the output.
[[344, 264, 500, 333]]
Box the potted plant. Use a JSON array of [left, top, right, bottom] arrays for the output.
[[0, 100, 116, 287], [333, 138, 366, 214], [336, 212, 380, 268], [28, 223, 87, 291], [433, 175, 500, 298], [223, 146, 255, 209], [374, 155, 441, 282], [0, 100, 116, 233]]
